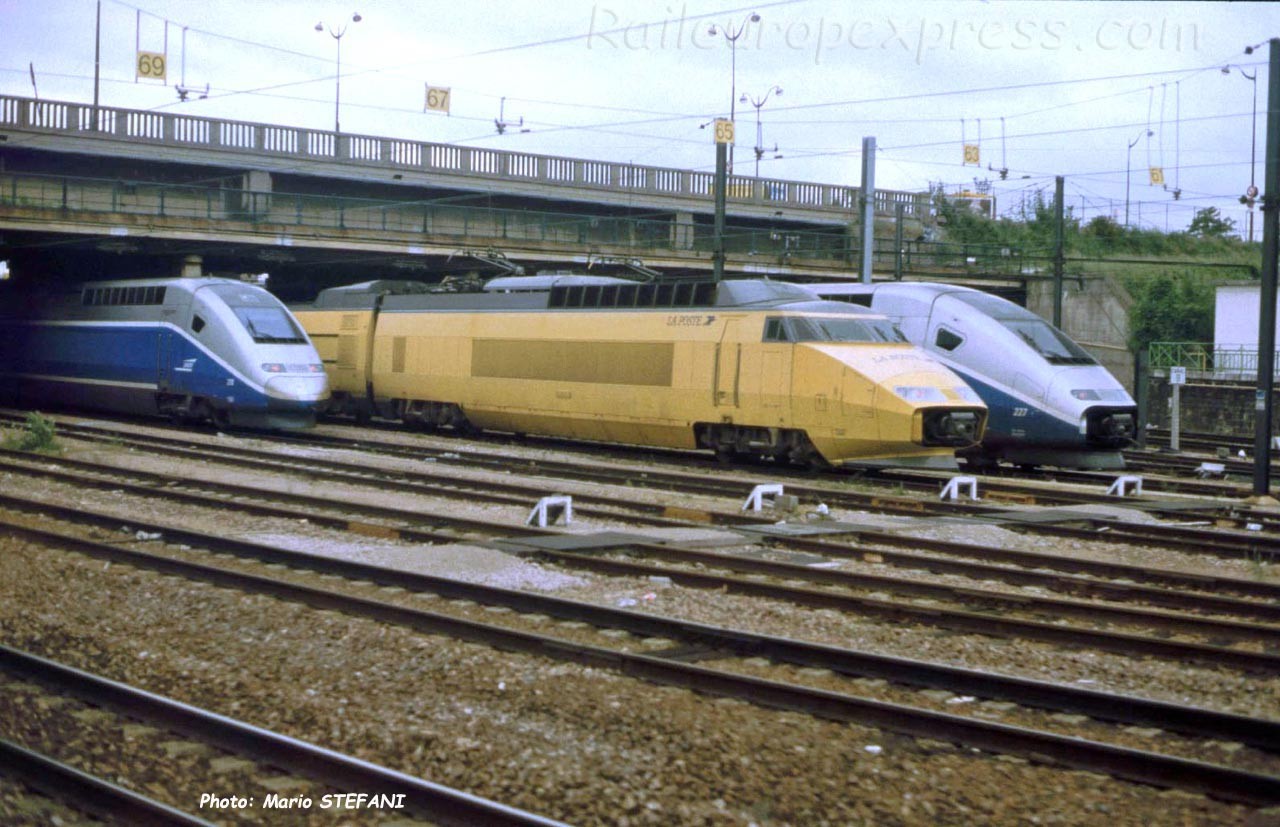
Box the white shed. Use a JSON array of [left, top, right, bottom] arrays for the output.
[[1215, 284, 1271, 348], [1213, 284, 1276, 379]]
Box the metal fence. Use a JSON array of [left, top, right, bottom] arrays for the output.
[[1148, 342, 1280, 379], [2, 168, 1070, 274], [0, 171, 851, 262], [872, 240, 1049, 278], [0, 93, 930, 220]]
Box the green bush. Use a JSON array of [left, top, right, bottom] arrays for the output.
[[1, 412, 61, 454], [1125, 273, 1215, 354]]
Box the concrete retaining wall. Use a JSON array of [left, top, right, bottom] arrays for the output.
[[1145, 376, 1279, 437]]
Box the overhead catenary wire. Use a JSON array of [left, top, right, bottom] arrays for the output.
[[0, 5, 1266, 236]]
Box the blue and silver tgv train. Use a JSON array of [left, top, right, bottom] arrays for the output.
[[809, 282, 1136, 469], [0, 274, 329, 429]]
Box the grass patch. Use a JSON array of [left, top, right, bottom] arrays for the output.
[[1, 412, 62, 454]]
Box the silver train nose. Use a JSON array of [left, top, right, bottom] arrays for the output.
[[264, 375, 330, 402]]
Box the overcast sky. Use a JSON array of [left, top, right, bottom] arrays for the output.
[[1, 0, 1276, 236]]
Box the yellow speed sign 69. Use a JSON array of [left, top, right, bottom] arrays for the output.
[[136, 51, 166, 81]]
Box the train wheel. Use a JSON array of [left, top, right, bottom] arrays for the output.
[[211, 407, 232, 429], [962, 454, 999, 473], [786, 432, 827, 472], [798, 455, 831, 474]]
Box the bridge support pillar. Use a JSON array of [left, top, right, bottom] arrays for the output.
[[242, 170, 273, 216], [671, 211, 695, 250]]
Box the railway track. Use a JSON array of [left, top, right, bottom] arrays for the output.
[[296, 421, 1266, 508], [0, 645, 567, 826], [301, 417, 1279, 504], [5, 412, 1280, 818], [0, 738, 215, 826], [8, 411, 1280, 558], [4, 506, 1280, 807], [275, 421, 1280, 543], [3, 444, 1280, 673], [2, 443, 1275, 611], [1143, 428, 1267, 458], [2, 409, 1258, 513]]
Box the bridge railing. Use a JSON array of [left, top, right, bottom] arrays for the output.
[[0, 170, 852, 262], [0, 94, 930, 219], [870, 239, 1051, 278]]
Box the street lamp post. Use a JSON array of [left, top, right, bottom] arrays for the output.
[[708, 12, 760, 173], [1125, 129, 1151, 228], [315, 12, 362, 134], [741, 85, 782, 178]]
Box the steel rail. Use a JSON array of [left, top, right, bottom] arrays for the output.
[[5, 446, 1279, 622], [0, 646, 570, 827], [4, 480, 1277, 673], [17, 412, 1279, 554], [0, 413, 1135, 515], [258, 422, 1280, 551], [740, 525, 1280, 609], [7, 419, 682, 527], [0, 738, 215, 826], [510, 541, 1280, 641], [10, 415, 1280, 591], [1030, 519, 1280, 563], [4, 513, 1280, 757], [509, 546, 1280, 672], [4, 523, 1279, 807]]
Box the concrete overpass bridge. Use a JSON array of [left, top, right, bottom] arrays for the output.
[[0, 93, 960, 298], [0, 94, 1144, 393]]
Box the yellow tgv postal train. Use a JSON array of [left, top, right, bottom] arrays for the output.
[[291, 276, 987, 469]]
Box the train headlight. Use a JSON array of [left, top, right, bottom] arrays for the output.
[[894, 386, 947, 403], [262, 363, 325, 374], [1071, 389, 1102, 400], [951, 386, 982, 404]]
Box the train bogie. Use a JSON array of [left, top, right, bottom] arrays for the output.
[[295, 278, 986, 469]]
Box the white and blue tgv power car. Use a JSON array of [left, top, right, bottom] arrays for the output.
[[0, 269, 328, 429], [809, 282, 1136, 469]]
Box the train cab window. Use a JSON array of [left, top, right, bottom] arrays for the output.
[[207, 284, 307, 344], [230, 306, 306, 344], [766, 316, 905, 344], [950, 290, 1095, 365], [935, 328, 964, 351], [192, 314, 206, 334], [1002, 319, 1096, 365], [822, 293, 873, 307]]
